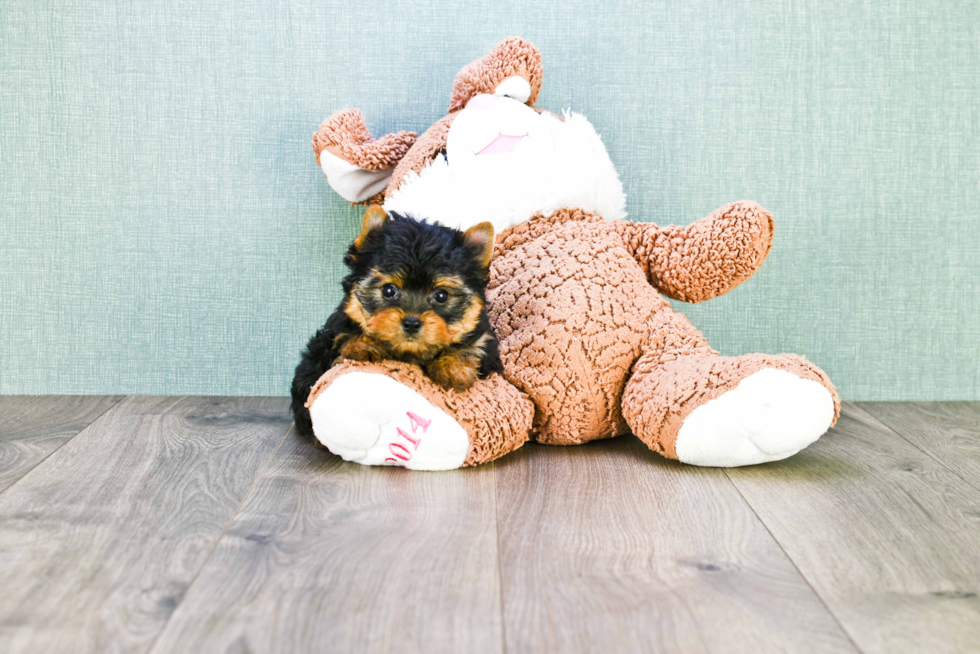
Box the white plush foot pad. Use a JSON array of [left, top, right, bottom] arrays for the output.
[[308, 372, 469, 470], [675, 368, 835, 467]]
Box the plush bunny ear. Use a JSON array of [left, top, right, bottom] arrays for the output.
[[313, 109, 417, 204], [449, 37, 543, 112]]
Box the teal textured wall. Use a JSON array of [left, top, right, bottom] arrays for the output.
[[1, 1, 978, 399]]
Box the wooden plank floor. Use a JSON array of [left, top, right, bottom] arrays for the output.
[[0, 396, 123, 493], [0, 399, 978, 653]]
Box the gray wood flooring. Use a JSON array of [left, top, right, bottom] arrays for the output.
[[0, 398, 977, 653]]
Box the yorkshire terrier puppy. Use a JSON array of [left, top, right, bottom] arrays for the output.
[[291, 206, 504, 437]]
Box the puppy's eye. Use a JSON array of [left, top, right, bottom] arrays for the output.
[[433, 289, 449, 304], [382, 284, 398, 299]]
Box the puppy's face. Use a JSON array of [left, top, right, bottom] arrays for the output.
[[346, 270, 482, 359], [343, 207, 494, 362]]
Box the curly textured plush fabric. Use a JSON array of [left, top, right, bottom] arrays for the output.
[[489, 209, 657, 443], [306, 359, 533, 466], [486, 206, 838, 448], [613, 201, 775, 303], [312, 108, 416, 171], [384, 113, 457, 198], [448, 36, 543, 112]]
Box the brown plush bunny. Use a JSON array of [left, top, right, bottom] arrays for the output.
[[305, 37, 838, 470]]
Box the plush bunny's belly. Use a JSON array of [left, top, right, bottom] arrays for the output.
[[487, 212, 667, 444]]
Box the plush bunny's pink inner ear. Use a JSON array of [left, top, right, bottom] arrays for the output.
[[313, 108, 416, 204], [449, 37, 543, 112], [494, 75, 532, 103], [320, 152, 394, 204]]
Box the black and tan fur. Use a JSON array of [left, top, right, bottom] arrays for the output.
[[290, 206, 503, 437]]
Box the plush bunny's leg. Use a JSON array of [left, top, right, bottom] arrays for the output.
[[306, 360, 533, 470], [622, 307, 839, 467]]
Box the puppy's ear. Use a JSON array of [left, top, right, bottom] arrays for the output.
[[354, 205, 389, 250], [463, 222, 495, 268]]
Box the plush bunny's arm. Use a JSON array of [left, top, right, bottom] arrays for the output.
[[313, 108, 416, 204], [613, 201, 774, 304]]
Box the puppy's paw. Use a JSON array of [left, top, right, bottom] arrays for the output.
[[426, 354, 479, 392], [337, 335, 388, 363]]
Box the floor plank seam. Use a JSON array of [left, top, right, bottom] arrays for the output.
[[853, 403, 980, 495], [143, 421, 295, 654], [491, 461, 509, 654], [722, 468, 867, 654], [0, 395, 125, 500]]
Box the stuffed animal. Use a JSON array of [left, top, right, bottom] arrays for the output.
[[306, 37, 839, 470]]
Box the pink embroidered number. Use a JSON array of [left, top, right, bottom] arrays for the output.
[[407, 411, 431, 434], [384, 411, 431, 465]]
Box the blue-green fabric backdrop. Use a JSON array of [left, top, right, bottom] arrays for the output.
[[1, 1, 978, 399]]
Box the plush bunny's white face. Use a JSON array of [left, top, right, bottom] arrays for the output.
[[383, 95, 627, 234]]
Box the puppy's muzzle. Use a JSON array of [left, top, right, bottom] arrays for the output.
[[401, 316, 422, 334]]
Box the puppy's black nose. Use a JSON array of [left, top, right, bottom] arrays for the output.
[[401, 316, 422, 333]]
